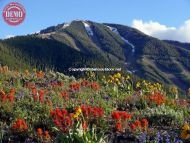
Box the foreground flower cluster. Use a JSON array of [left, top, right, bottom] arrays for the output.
[[0, 66, 190, 143]]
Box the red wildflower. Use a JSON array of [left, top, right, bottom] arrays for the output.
[[39, 95, 44, 102], [91, 107, 104, 117], [69, 83, 80, 91], [115, 122, 122, 131], [130, 123, 137, 130], [7, 94, 14, 102], [81, 105, 104, 118], [0, 94, 6, 102], [141, 118, 149, 128], [112, 111, 121, 120], [134, 120, 141, 128], [38, 89, 46, 96], [7, 88, 15, 102], [38, 89, 47, 103], [0, 89, 16, 102], [81, 105, 89, 117], [112, 111, 132, 121], [121, 112, 132, 120], [130, 119, 148, 131], [36, 129, 51, 141], [33, 95, 38, 102], [53, 119, 61, 127], [60, 91, 69, 99], [51, 108, 73, 133], [82, 121, 88, 130], [32, 87, 37, 95], [90, 82, 100, 91]]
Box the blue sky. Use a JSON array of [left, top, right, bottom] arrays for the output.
[[0, 0, 190, 41]]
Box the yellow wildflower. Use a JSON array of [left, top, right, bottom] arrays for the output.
[[73, 114, 80, 119], [136, 82, 141, 88], [116, 73, 121, 78], [115, 78, 119, 82], [182, 124, 190, 130], [181, 124, 190, 140], [126, 75, 130, 80], [76, 107, 82, 114], [73, 107, 82, 119]]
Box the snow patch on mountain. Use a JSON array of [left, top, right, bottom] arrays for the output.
[[106, 26, 120, 35], [121, 37, 135, 53], [106, 25, 135, 53], [62, 23, 70, 29], [40, 32, 55, 39], [41, 32, 55, 36], [82, 21, 94, 36]]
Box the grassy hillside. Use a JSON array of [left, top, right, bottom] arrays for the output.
[[1, 35, 123, 76]]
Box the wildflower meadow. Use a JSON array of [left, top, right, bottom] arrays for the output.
[[0, 66, 190, 143]]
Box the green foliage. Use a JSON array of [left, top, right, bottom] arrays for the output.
[[56, 124, 106, 143], [143, 105, 184, 127]]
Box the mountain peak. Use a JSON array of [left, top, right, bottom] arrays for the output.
[[39, 20, 93, 34], [2, 20, 190, 92]]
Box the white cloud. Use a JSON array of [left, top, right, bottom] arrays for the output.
[[132, 19, 190, 43], [5, 35, 15, 39]]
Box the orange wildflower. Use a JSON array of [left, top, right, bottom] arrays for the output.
[[36, 71, 45, 79], [149, 91, 165, 105], [36, 128, 43, 136], [11, 118, 28, 132]]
